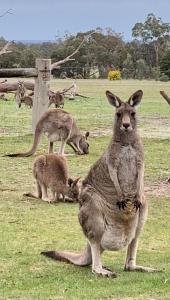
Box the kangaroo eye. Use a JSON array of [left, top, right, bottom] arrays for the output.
[[131, 112, 136, 117], [116, 112, 121, 118]]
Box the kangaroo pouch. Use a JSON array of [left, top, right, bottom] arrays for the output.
[[101, 212, 138, 251]]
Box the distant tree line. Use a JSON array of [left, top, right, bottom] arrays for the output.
[[0, 13, 170, 80]]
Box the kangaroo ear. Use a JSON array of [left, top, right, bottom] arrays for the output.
[[68, 178, 74, 186], [85, 132, 89, 139], [160, 90, 170, 105], [106, 90, 122, 108], [127, 90, 143, 107], [73, 177, 81, 186]]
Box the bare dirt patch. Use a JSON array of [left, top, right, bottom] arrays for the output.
[[139, 116, 170, 139], [145, 180, 170, 197], [90, 116, 170, 139], [0, 128, 10, 136]]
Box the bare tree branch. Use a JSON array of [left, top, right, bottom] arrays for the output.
[[0, 9, 13, 18], [0, 41, 13, 56], [160, 90, 170, 105], [60, 83, 75, 94], [51, 31, 96, 70]]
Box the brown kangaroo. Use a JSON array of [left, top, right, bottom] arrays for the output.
[[15, 81, 26, 108], [6, 109, 89, 157], [42, 90, 158, 277], [24, 154, 80, 203], [20, 95, 33, 108], [48, 92, 65, 108]]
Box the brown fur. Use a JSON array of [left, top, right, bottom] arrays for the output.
[[6, 109, 89, 157], [20, 96, 33, 108], [15, 81, 26, 108], [42, 90, 158, 277], [48, 92, 64, 108], [25, 154, 80, 203]]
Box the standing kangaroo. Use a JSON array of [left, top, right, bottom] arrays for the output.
[[42, 90, 158, 277], [6, 109, 89, 157], [24, 154, 80, 203], [15, 81, 26, 108], [48, 92, 65, 108]]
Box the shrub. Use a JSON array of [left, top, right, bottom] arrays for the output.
[[160, 49, 170, 79], [135, 59, 149, 80], [108, 70, 121, 80], [159, 74, 169, 82]]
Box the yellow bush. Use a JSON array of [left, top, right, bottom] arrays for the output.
[[108, 70, 121, 80]]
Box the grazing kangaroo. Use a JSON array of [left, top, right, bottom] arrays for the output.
[[25, 154, 80, 203], [42, 90, 158, 277], [48, 92, 65, 108], [6, 109, 90, 157]]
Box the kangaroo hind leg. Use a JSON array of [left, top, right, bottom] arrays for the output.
[[124, 203, 160, 272], [90, 241, 117, 277], [48, 142, 54, 154]]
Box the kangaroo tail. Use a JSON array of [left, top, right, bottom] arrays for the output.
[[41, 243, 92, 266], [6, 121, 43, 157], [23, 192, 39, 199]]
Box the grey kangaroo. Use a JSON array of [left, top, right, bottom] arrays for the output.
[[7, 109, 89, 157], [24, 154, 80, 203], [42, 90, 158, 277]]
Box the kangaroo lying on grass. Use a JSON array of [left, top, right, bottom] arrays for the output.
[[6, 109, 89, 157], [42, 90, 158, 277], [24, 154, 80, 203]]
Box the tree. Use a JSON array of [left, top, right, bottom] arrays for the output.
[[122, 53, 135, 79], [160, 49, 170, 79], [135, 59, 149, 79], [132, 13, 170, 68]]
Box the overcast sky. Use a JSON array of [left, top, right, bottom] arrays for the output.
[[0, 0, 170, 42]]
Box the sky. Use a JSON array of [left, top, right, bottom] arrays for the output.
[[0, 0, 170, 42]]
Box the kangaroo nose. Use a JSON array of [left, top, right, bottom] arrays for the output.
[[123, 123, 130, 129]]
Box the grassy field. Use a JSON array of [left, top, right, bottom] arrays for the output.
[[0, 79, 170, 300]]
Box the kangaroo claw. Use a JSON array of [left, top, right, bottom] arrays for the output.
[[116, 200, 127, 210], [133, 200, 142, 211]]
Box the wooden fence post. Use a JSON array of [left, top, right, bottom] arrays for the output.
[[32, 58, 51, 133]]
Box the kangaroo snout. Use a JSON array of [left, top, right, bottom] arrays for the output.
[[123, 123, 130, 129]]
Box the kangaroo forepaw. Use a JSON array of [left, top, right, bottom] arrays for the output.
[[133, 200, 142, 211], [117, 200, 127, 210]]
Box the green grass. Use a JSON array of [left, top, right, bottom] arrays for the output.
[[0, 79, 170, 299]]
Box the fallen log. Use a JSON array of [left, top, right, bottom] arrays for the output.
[[0, 81, 34, 93], [0, 68, 37, 78]]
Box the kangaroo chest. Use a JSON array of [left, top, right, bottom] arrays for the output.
[[117, 145, 137, 197], [101, 145, 139, 250]]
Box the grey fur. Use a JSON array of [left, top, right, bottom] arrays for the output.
[[42, 90, 158, 277], [24, 154, 80, 203], [6, 109, 89, 157]]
